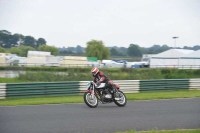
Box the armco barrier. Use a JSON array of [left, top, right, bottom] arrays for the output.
[[0, 79, 199, 99], [6, 81, 80, 98], [79, 80, 140, 94], [140, 79, 190, 92], [0, 83, 6, 99], [189, 79, 200, 90], [113, 80, 140, 93]]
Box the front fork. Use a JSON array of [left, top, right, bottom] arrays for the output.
[[112, 87, 121, 100], [91, 83, 95, 98], [87, 83, 95, 99]]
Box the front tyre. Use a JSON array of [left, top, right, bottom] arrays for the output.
[[84, 92, 98, 108], [114, 90, 127, 107]]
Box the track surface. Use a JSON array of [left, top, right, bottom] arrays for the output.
[[0, 98, 200, 133]]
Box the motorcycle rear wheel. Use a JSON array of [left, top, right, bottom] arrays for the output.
[[114, 90, 127, 107], [84, 92, 98, 108]]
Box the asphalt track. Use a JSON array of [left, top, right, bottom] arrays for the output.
[[0, 98, 200, 133]]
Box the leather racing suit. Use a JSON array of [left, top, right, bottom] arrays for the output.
[[93, 71, 117, 91]]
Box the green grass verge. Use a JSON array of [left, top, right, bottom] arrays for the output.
[[0, 90, 200, 106], [117, 129, 200, 133], [125, 90, 200, 100]]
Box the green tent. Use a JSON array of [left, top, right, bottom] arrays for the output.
[[87, 57, 97, 62]]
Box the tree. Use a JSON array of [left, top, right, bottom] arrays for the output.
[[148, 44, 162, 54], [110, 48, 122, 56], [183, 45, 200, 50], [118, 47, 127, 56], [76, 45, 83, 53], [0, 46, 6, 52], [67, 47, 76, 52], [10, 47, 22, 56], [140, 47, 149, 54], [0, 30, 11, 48], [24, 36, 36, 48], [85, 40, 110, 60], [13, 34, 24, 46], [192, 45, 200, 50], [37, 38, 46, 47], [20, 46, 36, 57], [0, 30, 48, 48], [38, 45, 59, 56], [10, 34, 19, 47], [0, 30, 11, 35], [160, 44, 170, 52], [127, 44, 142, 57], [10, 46, 35, 57], [59, 50, 74, 55]]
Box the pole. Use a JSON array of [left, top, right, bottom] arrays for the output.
[[172, 36, 178, 49]]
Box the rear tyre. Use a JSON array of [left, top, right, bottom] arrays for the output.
[[84, 92, 98, 108], [114, 90, 127, 107]]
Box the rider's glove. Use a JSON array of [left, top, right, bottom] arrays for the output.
[[96, 81, 100, 85]]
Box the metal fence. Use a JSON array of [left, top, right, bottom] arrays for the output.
[[0, 83, 6, 99], [139, 79, 190, 92], [6, 81, 80, 98], [0, 79, 199, 99], [0, 63, 92, 67], [1, 63, 200, 69], [150, 65, 200, 69]]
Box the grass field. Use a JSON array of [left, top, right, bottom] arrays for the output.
[[0, 90, 200, 106], [0, 67, 200, 82]]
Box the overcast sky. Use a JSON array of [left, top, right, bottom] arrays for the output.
[[0, 0, 200, 48]]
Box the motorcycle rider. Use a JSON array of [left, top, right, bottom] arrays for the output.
[[91, 67, 118, 92]]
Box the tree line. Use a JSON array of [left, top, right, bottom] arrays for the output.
[[0, 30, 47, 48], [1, 30, 200, 60], [60, 41, 200, 59], [0, 30, 58, 56]]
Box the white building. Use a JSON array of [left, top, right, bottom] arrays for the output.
[[179, 50, 200, 69], [46, 56, 62, 66], [0, 53, 7, 66], [28, 51, 51, 57], [61, 56, 88, 67], [26, 51, 61, 66], [5, 54, 27, 66], [150, 49, 194, 68]]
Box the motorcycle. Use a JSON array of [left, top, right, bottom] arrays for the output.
[[83, 81, 127, 108]]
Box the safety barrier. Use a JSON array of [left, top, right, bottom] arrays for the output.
[[6, 81, 80, 98], [79, 80, 140, 94], [189, 79, 200, 90], [140, 79, 190, 92], [0, 83, 6, 99], [0, 79, 199, 99]]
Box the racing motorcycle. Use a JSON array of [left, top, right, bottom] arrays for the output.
[[83, 81, 127, 108]]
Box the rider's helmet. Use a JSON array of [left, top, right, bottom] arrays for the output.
[[91, 67, 99, 77]]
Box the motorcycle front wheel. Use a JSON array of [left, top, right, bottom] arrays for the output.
[[84, 92, 98, 108], [114, 90, 127, 107]]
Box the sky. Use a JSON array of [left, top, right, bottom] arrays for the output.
[[0, 0, 200, 48]]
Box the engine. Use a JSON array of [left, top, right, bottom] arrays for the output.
[[102, 89, 112, 102]]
